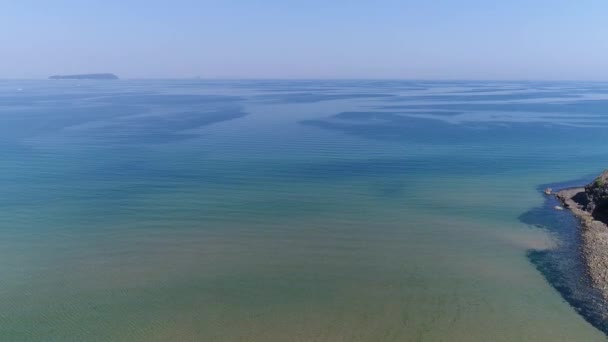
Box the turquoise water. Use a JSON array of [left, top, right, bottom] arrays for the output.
[[1, 80, 608, 341]]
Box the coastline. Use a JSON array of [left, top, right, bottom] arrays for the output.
[[556, 188, 608, 301]]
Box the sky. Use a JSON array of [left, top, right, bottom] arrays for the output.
[[2, 0, 608, 80]]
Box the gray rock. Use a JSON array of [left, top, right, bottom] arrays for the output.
[[583, 170, 608, 224]]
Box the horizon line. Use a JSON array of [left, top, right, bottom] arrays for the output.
[[1, 77, 608, 82]]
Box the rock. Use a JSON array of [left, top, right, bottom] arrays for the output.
[[544, 188, 553, 195], [555, 171, 608, 303], [583, 170, 608, 224]]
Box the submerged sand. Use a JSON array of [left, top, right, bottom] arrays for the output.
[[557, 188, 608, 300]]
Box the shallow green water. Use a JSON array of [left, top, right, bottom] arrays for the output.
[[1, 80, 608, 341]]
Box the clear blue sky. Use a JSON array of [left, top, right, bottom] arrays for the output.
[[2, 0, 607, 79]]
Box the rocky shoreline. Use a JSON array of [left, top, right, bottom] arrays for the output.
[[556, 171, 608, 301]]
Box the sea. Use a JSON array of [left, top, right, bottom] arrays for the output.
[[1, 79, 608, 341]]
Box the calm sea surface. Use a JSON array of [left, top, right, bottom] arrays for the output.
[[2, 80, 608, 341]]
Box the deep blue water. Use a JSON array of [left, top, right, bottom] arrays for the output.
[[1, 80, 608, 341]]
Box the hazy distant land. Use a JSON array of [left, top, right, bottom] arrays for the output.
[[49, 73, 119, 80]]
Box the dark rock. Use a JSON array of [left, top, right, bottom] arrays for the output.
[[583, 170, 608, 224], [572, 191, 590, 208]]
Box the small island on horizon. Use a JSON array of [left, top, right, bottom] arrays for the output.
[[49, 73, 119, 80]]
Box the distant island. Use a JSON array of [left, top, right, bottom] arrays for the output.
[[49, 73, 119, 80]]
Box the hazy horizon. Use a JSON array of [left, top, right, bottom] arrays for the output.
[[4, 77, 608, 82], [3, 0, 608, 80]]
